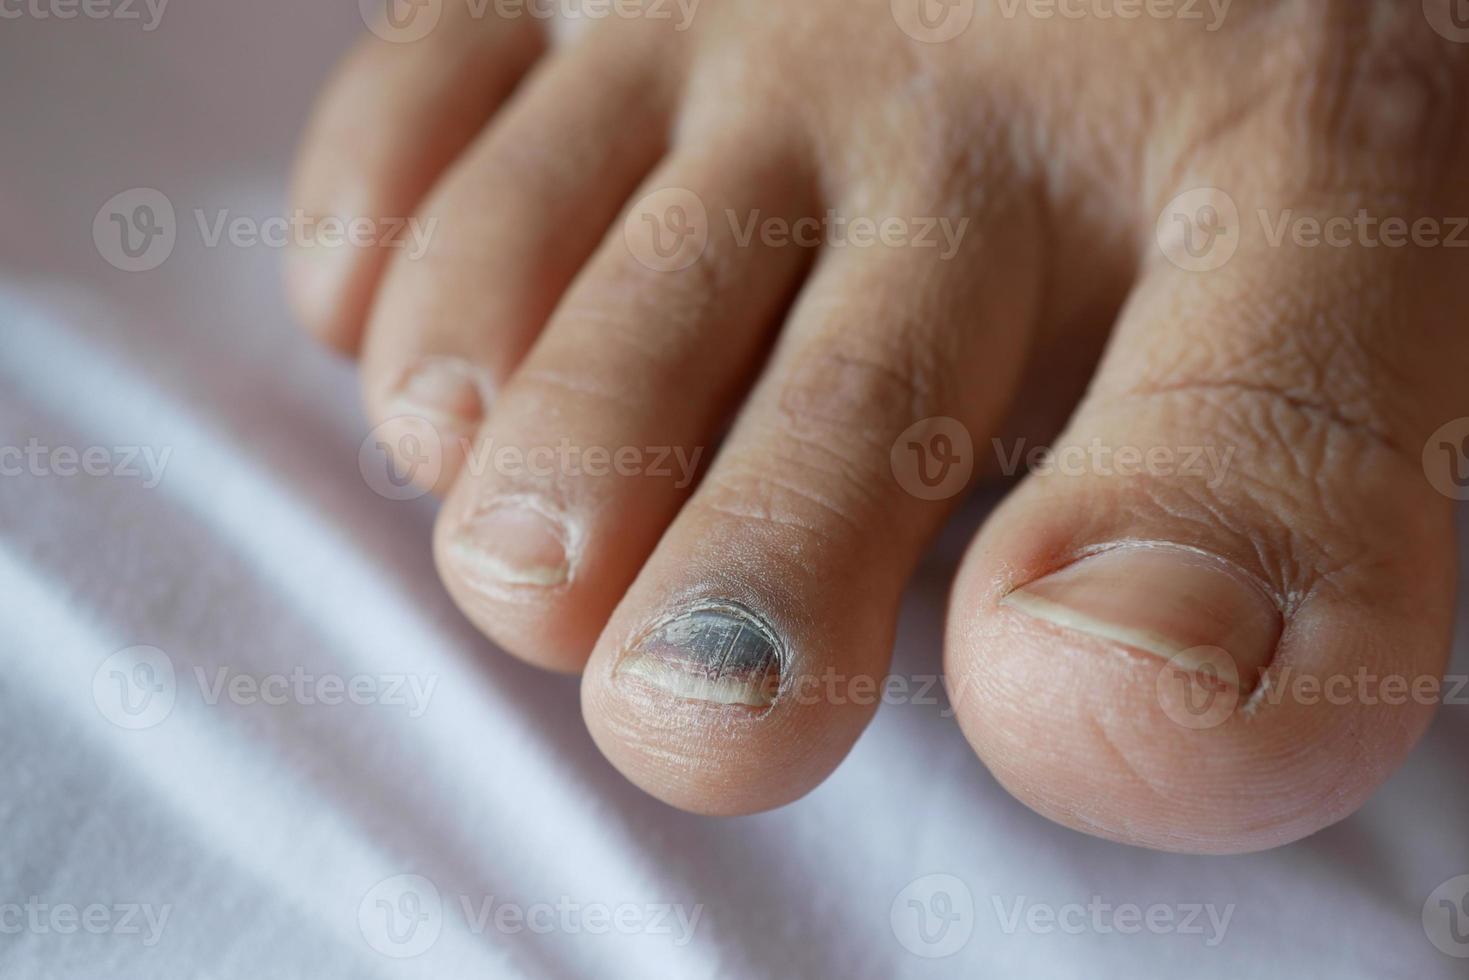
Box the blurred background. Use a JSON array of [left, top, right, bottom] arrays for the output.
[[2, 2, 1468, 977]]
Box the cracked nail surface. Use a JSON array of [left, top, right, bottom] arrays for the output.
[[616, 602, 783, 709]]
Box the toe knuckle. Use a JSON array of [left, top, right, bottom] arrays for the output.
[[1171, 3, 1468, 194], [775, 329, 953, 446], [1283, 9, 1468, 170], [1123, 281, 1408, 464], [699, 428, 885, 548], [477, 134, 576, 206], [513, 362, 647, 419]]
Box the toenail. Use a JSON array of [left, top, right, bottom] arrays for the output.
[[616, 602, 784, 709], [389, 357, 492, 432], [448, 499, 574, 592], [1000, 542, 1282, 682]]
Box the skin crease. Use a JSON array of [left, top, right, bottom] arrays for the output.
[[288, 0, 1469, 850]]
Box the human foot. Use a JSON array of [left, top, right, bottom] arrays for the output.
[[288, 0, 1468, 852]]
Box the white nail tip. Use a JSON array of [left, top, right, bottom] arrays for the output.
[[616, 656, 776, 708], [1000, 589, 1189, 662], [447, 539, 570, 590]]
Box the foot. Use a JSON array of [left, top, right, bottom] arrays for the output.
[[287, 0, 1468, 852]]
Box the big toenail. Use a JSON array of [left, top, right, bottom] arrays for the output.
[[616, 602, 784, 709], [1000, 542, 1283, 683], [448, 499, 574, 592], [390, 357, 492, 432]]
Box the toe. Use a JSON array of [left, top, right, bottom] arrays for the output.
[[286, 7, 547, 352], [357, 21, 683, 495], [580, 180, 1043, 814], [433, 130, 818, 673], [948, 164, 1468, 852]]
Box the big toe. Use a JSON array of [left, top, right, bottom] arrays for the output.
[[947, 188, 1465, 853]]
